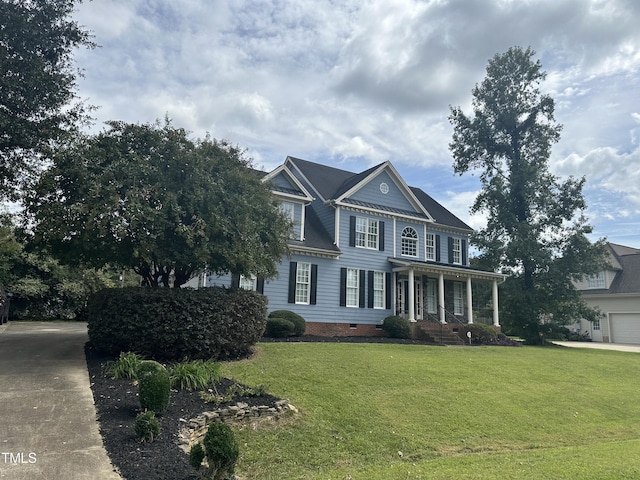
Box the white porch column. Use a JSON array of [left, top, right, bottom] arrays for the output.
[[466, 276, 473, 324], [408, 268, 416, 322], [492, 279, 500, 327], [438, 272, 446, 324]]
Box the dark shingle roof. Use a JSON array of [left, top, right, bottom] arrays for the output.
[[288, 157, 472, 232], [288, 206, 340, 253], [607, 244, 640, 294]]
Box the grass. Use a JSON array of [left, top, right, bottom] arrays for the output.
[[222, 343, 640, 479]]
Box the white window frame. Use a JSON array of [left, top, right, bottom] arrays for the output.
[[239, 275, 257, 291], [295, 263, 311, 304], [425, 233, 435, 261], [587, 272, 605, 289], [280, 202, 296, 239], [453, 282, 463, 315], [401, 227, 418, 257], [373, 271, 385, 309], [346, 268, 359, 308], [426, 280, 437, 314], [452, 238, 462, 265], [592, 318, 601, 331], [356, 217, 379, 250]]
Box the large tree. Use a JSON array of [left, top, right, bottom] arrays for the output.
[[449, 46, 606, 344], [0, 0, 94, 200], [25, 120, 291, 288]]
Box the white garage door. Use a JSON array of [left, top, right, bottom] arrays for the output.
[[610, 313, 640, 344]]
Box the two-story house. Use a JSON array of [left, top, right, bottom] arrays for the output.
[[196, 157, 506, 337], [573, 242, 640, 344]]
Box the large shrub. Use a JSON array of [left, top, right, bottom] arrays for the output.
[[87, 286, 267, 360], [382, 315, 412, 339], [268, 310, 306, 336], [461, 323, 498, 345], [137, 360, 171, 414], [264, 318, 295, 338]]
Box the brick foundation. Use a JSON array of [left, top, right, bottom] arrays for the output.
[[305, 322, 387, 337]]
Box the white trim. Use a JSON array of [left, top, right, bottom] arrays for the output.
[[300, 203, 306, 241], [334, 205, 340, 247], [262, 164, 314, 202]]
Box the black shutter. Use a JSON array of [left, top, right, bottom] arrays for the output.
[[349, 216, 356, 247], [436, 235, 441, 262], [367, 271, 374, 308], [339, 268, 347, 306], [385, 272, 392, 309], [448, 237, 454, 264], [310, 264, 318, 305], [288, 262, 297, 303], [256, 277, 265, 294], [359, 270, 366, 308], [378, 221, 385, 251], [462, 239, 467, 265], [231, 273, 240, 289]]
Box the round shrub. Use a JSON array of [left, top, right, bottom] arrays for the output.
[[462, 323, 498, 345], [268, 310, 306, 336], [87, 286, 267, 360], [135, 410, 160, 442], [137, 360, 171, 414], [203, 422, 239, 480], [382, 315, 412, 339], [264, 318, 295, 338]]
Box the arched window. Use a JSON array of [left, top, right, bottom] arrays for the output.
[[401, 227, 418, 257]]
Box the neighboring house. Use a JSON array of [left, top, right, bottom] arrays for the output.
[[189, 157, 506, 336], [573, 242, 640, 344]]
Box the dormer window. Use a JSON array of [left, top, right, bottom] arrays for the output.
[[280, 202, 295, 223], [587, 272, 605, 289], [401, 227, 418, 257]]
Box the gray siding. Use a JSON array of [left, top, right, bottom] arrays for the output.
[[348, 170, 416, 212]]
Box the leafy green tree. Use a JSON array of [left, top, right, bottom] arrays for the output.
[[449, 46, 606, 344], [0, 214, 22, 286], [0, 0, 94, 201], [26, 119, 290, 288]]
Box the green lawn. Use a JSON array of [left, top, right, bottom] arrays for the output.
[[222, 343, 640, 479]]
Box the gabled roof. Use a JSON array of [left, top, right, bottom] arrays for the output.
[[585, 242, 640, 295], [287, 156, 472, 232], [287, 206, 340, 256], [262, 164, 314, 202]]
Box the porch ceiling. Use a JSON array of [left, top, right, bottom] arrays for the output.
[[388, 257, 507, 283]]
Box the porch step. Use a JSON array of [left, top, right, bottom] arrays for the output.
[[414, 322, 465, 345]]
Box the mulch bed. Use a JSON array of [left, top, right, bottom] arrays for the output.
[[85, 336, 440, 480]]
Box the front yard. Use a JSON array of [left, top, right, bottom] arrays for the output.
[[222, 343, 640, 479]]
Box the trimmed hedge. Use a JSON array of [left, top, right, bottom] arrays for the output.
[[264, 318, 295, 338], [87, 286, 267, 361], [382, 315, 412, 339], [268, 310, 306, 336], [461, 323, 498, 345]]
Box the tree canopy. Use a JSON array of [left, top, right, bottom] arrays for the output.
[[449, 46, 607, 344], [0, 0, 94, 200], [25, 120, 291, 288]]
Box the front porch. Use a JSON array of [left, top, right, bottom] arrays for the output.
[[389, 258, 507, 328]]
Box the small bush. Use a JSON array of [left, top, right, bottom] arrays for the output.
[[264, 318, 295, 338], [203, 422, 239, 480], [268, 310, 306, 336], [135, 410, 160, 442], [106, 351, 144, 380], [168, 360, 222, 391], [137, 360, 171, 414], [462, 323, 498, 344], [189, 442, 205, 471], [382, 315, 412, 339]]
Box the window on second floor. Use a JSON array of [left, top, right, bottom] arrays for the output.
[[587, 272, 605, 289], [451, 238, 462, 265], [280, 202, 296, 239], [401, 227, 418, 257], [425, 233, 436, 261], [355, 217, 379, 250]]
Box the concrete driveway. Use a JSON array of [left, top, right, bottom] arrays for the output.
[[552, 340, 640, 353], [0, 321, 121, 480]]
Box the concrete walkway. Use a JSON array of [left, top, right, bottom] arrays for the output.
[[552, 340, 640, 353], [0, 322, 122, 480]]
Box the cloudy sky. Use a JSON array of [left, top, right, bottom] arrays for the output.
[[72, 0, 640, 248]]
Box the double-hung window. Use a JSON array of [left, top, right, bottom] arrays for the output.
[[346, 268, 359, 307], [453, 282, 463, 315], [587, 272, 605, 289], [451, 238, 462, 265], [373, 271, 385, 309], [425, 233, 435, 261], [356, 217, 379, 250], [239, 275, 257, 291], [401, 227, 418, 257], [295, 263, 311, 304], [426, 280, 437, 314]]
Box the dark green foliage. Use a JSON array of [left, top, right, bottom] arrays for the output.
[[189, 442, 205, 471], [134, 410, 160, 442], [382, 316, 412, 339], [168, 360, 222, 391], [136, 360, 171, 414], [462, 324, 498, 344], [203, 422, 239, 480], [264, 318, 295, 338], [87, 286, 267, 361], [106, 352, 144, 380], [268, 310, 306, 336]]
